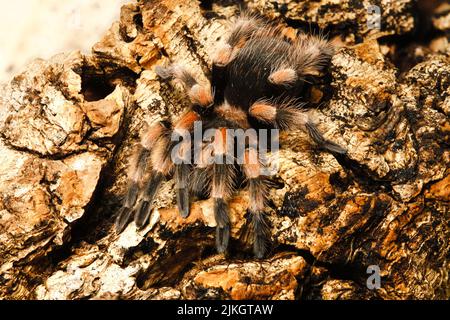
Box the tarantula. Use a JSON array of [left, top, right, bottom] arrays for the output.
[[115, 14, 346, 258]]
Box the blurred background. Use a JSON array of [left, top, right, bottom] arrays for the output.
[[0, 0, 130, 83]]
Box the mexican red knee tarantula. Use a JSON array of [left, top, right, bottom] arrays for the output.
[[115, 14, 346, 258]]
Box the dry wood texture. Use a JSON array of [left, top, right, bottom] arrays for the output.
[[0, 0, 449, 300]]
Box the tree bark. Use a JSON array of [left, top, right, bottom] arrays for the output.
[[0, 0, 449, 300]]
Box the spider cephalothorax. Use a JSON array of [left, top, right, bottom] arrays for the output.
[[115, 14, 346, 258]]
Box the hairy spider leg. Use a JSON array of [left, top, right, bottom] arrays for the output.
[[249, 100, 346, 154], [155, 64, 214, 108], [115, 122, 169, 232], [213, 14, 264, 67]]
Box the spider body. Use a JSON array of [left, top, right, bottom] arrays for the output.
[[115, 15, 346, 259]]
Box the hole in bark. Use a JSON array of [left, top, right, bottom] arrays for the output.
[[199, 0, 213, 10], [199, 0, 245, 10], [135, 228, 214, 289], [333, 153, 393, 193], [269, 176, 285, 190], [133, 13, 144, 32], [329, 171, 351, 192], [80, 66, 139, 101], [81, 68, 116, 102]]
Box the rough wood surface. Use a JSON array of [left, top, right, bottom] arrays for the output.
[[0, 0, 449, 300]]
